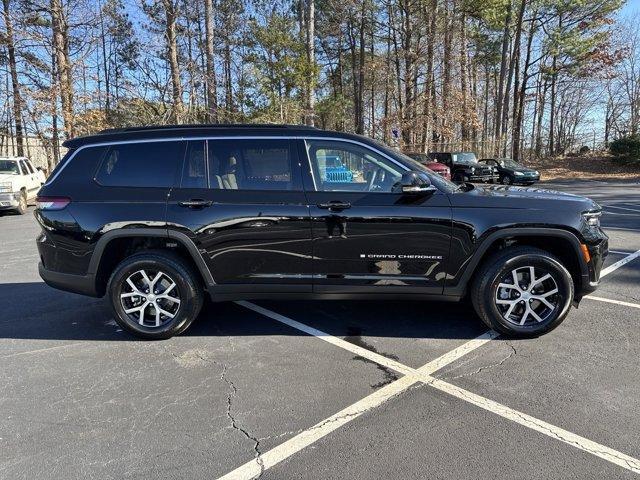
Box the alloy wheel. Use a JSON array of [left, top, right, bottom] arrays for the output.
[[494, 265, 560, 326], [119, 269, 181, 327]]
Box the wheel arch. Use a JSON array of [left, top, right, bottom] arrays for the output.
[[451, 228, 587, 297], [88, 229, 214, 297]]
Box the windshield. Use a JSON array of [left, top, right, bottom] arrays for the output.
[[453, 153, 477, 163], [371, 141, 459, 193], [500, 158, 524, 169], [0, 160, 20, 174]]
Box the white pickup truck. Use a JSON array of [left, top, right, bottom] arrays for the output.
[[0, 157, 47, 214]]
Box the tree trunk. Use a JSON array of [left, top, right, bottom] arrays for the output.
[[163, 0, 183, 123], [2, 0, 24, 156], [304, 0, 315, 126], [494, 0, 512, 153], [51, 0, 74, 137], [204, 0, 218, 122]]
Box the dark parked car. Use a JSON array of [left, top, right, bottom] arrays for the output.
[[479, 158, 540, 185], [36, 124, 607, 339], [428, 152, 499, 184], [405, 153, 451, 180]]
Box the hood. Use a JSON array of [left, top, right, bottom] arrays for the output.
[[0, 173, 19, 185], [425, 161, 447, 170], [450, 184, 600, 212]]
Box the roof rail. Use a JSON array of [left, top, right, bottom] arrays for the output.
[[98, 123, 319, 135]]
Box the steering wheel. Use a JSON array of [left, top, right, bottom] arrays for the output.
[[367, 167, 386, 192]]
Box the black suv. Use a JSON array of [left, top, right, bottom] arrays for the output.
[[36, 125, 607, 339], [428, 152, 499, 183]]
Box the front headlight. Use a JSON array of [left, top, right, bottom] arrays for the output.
[[514, 171, 524, 176], [470, 167, 475, 174], [534, 171, 539, 175], [583, 211, 601, 228]]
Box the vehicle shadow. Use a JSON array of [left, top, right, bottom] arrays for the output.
[[0, 281, 488, 342]]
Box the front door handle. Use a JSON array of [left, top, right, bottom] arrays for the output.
[[178, 199, 213, 208], [317, 201, 351, 211]]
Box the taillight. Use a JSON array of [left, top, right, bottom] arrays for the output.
[[36, 196, 71, 210]]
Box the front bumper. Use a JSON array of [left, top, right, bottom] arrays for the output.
[[576, 236, 609, 300], [0, 192, 20, 209], [514, 175, 540, 183], [467, 174, 499, 183]]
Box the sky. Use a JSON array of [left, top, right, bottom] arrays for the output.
[[621, 0, 639, 19]]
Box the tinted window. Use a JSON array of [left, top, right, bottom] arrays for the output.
[[208, 139, 297, 191], [24, 160, 35, 174], [95, 141, 184, 187], [19, 160, 28, 175], [306, 140, 403, 193], [0, 160, 20, 174], [181, 141, 207, 188]]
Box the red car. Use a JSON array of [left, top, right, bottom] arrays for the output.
[[405, 153, 451, 181]]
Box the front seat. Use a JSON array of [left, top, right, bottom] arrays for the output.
[[221, 156, 238, 189]]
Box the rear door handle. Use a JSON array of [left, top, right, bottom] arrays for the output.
[[178, 199, 213, 208], [317, 201, 351, 211]]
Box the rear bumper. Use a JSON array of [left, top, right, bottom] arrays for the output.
[[38, 262, 99, 297]]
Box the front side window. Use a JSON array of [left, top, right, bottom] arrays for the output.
[[19, 160, 29, 175], [306, 140, 403, 193], [24, 160, 35, 174], [207, 139, 297, 191], [95, 141, 184, 187]]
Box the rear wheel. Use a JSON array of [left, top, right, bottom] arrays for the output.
[[471, 247, 574, 337], [107, 252, 204, 339]]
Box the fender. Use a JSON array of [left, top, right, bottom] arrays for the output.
[[87, 228, 215, 288], [446, 227, 588, 296]]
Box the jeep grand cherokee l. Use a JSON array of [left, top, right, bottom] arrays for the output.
[[36, 125, 608, 339]]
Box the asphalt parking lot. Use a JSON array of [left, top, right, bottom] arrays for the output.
[[1, 179, 639, 479]]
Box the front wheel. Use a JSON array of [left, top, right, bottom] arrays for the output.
[[107, 251, 204, 339], [471, 246, 574, 337], [14, 191, 27, 215], [501, 175, 513, 185]]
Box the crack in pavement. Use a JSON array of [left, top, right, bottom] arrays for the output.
[[439, 342, 517, 380], [218, 363, 265, 479], [168, 349, 265, 479]]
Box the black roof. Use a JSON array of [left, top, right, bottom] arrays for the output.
[[63, 123, 334, 148]]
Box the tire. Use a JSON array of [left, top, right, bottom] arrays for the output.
[[107, 251, 204, 340], [470, 246, 574, 337], [501, 175, 513, 185], [14, 191, 27, 215]]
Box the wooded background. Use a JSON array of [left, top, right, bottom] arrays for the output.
[[0, 0, 638, 170]]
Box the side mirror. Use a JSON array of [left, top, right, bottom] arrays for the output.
[[398, 171, 437, 195]]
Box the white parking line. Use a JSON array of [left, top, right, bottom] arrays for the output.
[[220, 248, 640, 479], [601, 249, 640, 277], [605, 205, 640, 213], [225, 303, 640, 477], [584, 296, 640, 309]]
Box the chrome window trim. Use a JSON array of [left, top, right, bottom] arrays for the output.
[[45, 135, 413, 187]]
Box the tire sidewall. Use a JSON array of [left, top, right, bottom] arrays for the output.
[[16, 193, 27, 214], [484, 253, 574, 336], [108, 256, 199, 339]]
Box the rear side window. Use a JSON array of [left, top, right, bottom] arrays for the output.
[[95, 141, 184, 187], [207, 139, 299, 191]]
